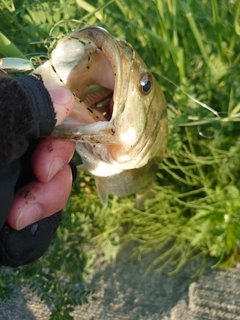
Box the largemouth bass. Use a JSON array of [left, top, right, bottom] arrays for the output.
[[34, 26, 168, 206]]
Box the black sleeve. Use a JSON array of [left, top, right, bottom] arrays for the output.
[[0, 74, 63, 267]]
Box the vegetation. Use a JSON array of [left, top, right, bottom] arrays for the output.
[[0, 0, 240, 318]]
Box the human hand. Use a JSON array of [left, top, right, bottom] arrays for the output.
[[7, 86, 76, 230]]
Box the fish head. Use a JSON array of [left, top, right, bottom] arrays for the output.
[[33, 26, 168, 202], [109, 38, 168, 169]]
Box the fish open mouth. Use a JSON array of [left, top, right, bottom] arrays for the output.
[[49, 27, 120, 128]]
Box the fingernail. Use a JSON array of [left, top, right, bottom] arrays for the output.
[[16, 204, 43, 230], [49, 86, 72, 105], [47, 157, 66, 181]]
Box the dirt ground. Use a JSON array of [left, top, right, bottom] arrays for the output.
[[1, 242, 240, 319]]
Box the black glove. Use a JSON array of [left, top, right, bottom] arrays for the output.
[[0, 75, 77, 267], [0, 211, 62, 267]]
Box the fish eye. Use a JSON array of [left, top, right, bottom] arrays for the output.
[[139, 73, 152, 95]]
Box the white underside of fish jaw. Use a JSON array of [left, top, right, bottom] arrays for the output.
[[77, 143, 123, 176]]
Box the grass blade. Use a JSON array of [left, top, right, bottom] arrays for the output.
[[0, 32, 26, 58]]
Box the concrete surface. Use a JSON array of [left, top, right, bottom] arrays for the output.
[[1, 242, 240, 319]]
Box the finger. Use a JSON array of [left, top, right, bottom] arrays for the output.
[[34, 61, 76, 126], [7, 165, 72, 230], [31, 138, 75, 182], [48, 86, 76, 125]]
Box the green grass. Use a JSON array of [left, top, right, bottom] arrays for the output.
[[0, 0, 240, 318]]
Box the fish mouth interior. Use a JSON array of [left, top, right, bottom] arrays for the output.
[[76, 84, 114, 122], [61, 39, 116, 125]]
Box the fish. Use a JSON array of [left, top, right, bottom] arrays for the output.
[[33, 25, 168, 206]]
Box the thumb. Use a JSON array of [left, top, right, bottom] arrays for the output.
[[48, 86, 75, 126]]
